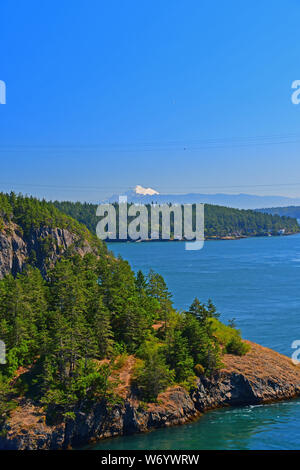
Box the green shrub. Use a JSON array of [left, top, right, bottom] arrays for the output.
[[112, 353, 128, 370], [194, 363, 205, 377], [179, 375, 198, 392], [133, 358, 174, 402], [225, 337, 250, 356], [134, 341, 174, 402], [210, 318, 250, 356]]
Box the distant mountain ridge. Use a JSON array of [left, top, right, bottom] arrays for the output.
[[105, 185, 300, 210]]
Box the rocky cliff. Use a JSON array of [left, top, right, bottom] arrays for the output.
[[0, 222, 100, 279], [1, 341, 299, 450]]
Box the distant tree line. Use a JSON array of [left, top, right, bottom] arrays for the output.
[[257, 206, 300, 220], [52, 200, 300, 239]]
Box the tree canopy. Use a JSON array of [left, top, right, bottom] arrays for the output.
[[53, 200, 300, 239]]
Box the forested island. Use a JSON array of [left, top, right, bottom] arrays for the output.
[[53, 200, 300, 240], [257, 206, 300, 220], [0, 193, 299, 450]]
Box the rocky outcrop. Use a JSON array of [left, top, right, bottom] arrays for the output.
[[1, 342, 300, 450], [0, 225, 27, 278], [0, 223, 99, 279], [0, 387, 198, 450], [193, 341, 300, 411]]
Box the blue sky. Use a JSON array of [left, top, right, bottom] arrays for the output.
[[1, 0, 300, 201]]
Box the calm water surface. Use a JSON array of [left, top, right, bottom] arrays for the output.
[[91, 235, 300, 450]]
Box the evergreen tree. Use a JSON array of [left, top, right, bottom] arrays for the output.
[[164, 328, 194, 381], [146, 270, 173, 330], [134, 340, 174, 401], [92, 297, 114, 359], [135, 270, 147, 292], [188, 298, 208, 323]]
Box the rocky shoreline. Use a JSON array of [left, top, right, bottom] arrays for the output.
[[1, 341, 300, 450]]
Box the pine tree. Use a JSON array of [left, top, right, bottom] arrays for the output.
[[164, 328, 194, 381], [93, 297, 114, 359], [188, 298, 208, 324], [135, 270, 146, 292], [146, 270, 173, 330]]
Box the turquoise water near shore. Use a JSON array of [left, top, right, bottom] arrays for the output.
[[92, 235, 300, 450]]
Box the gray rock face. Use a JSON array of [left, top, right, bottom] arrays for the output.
[[193, 369, 300, 413], [192, 372, 259, 411], [0, 425, 66, 450], [0, 223, 97, 279], [0, 228, 27, 278]]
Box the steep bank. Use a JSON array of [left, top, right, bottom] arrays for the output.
[[1, 342, 299, 450], [0, 192, 106, 278], [193, 341, 300, 410], [0, 222, 102, 279]]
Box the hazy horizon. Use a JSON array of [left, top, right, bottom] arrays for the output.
[[1, 1, 300, 201]]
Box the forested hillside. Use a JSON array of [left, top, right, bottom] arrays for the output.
[[53, 200, 300, 239], [0, 193, 96, 240], [257, 206, 300, 220], [204, 204, 299, 237], [0, 192, 249, 430], [0, 193, 105, 278], [0, 255, 249, 424]]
